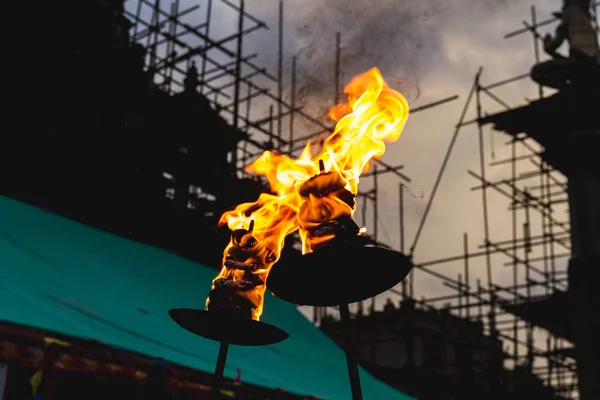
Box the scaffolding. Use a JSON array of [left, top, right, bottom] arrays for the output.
[[124, 0, 458, 305], [410, 4, 598, 398], [125, 1, 600, 399], [348, 3, 596, 398], [125, 0, 456, 174]]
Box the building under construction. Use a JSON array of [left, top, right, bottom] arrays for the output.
[[315, 3, 599, 400], [2, 0, 599, 399]]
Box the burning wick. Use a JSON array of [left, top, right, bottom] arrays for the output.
[[207, 67, 410, 321]]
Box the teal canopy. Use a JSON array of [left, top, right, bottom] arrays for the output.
[[0, 196, 412, 400]]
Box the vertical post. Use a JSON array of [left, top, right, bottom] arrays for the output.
[[200, 0, 213, 91], [373, 166, 378, 241], [473, 75, 496, 396], [531, 6, 544, 99], [404, 297, 416, 396], [212, 342, 230, 400], [268, 105, 274, 141], [546, 170, 557, 287], [361, 195, 368, 230], [358, 194, 368, 315], [145, 0, 158, 49], [289, 56, 297, 155], [487, 294, 500, 399], [475, 72, 493, 290], [0, 363, 6, 400], [463, 233, 470, 319], [369, 170, 379, 364], [146, 363, 171, 400], [241, 84, 252, 173], [152, 0, 161, 69], [594, 1, 599, 31], [456, 273, 466, 398], [132, 0, 143, 39], [277, 1, 284, 145], [511, 140, 519, 369], [523, 189, 534, 373], [457, 274, 463, 318], [145, 0, 160, 75], [43, 344, 58, 400], [231, 0, 245, 169], [166, 0, 180, 93], [409, 256, 415, 298], [334, 32, 341, 105], [546, 335, 552, 388], [556, 339, 564, 392], [399, 183, 407, 297], [371, 165, 378, 314], [477, 279, 483, 319], [463, 234, 472, 398], [339, 303, 364, 400], [539, 161, 550, 295]]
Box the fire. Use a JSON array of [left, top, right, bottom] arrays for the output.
[[207, 67, 409, 320]]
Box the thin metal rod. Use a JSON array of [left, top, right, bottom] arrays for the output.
[[504, 16, 557, 38], [231, 0, 245, 168], [339, 303, 363, 400], [464, 232, 470, 319], [334, 32, 341, 105], [400, 183, 408, 297], [410, 67, 481, 256], [212, 341, 230, 400], [200, 0, 213, 90], [277, 0, 284, 143], [458, 273, 463, 318], [410, 94, 459, 113], [371, 165, 379, 313], [475, 71, 493, 290], [136, 0, 268, 76], [289, 56, 297, 155], [511, 140, 519, 366], [531, 6, 544, 99], [132, 0, 143, 39], [523, 189, 534, 373]]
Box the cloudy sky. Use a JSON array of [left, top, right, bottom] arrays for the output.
[[198, 0, 576, 304], [128, 0, 583, 311]]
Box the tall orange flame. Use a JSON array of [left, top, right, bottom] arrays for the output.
[[207, 67, 409, 320]]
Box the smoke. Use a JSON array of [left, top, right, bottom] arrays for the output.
[[293, 1, 447, 93], [299, 2, 514, 88], [241, 0, 519, 118], [226, 0, 559, 303]]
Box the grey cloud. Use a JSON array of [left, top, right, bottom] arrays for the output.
[[215, 0, 565, 302]]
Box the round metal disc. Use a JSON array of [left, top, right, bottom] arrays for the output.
[[267, 246, 413, 306], [168, 309, 289, 346]]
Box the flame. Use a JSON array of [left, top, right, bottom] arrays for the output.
[[207, 67, 409, 320], [208, 194, 298, 320]]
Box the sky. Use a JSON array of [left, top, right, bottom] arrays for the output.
[[182, 0, 575, 303], [126, 0, 592, 364]]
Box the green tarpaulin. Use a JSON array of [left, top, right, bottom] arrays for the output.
[[0, 196, 412, 400]]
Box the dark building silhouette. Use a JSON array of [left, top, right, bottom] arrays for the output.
[[7, 0, 267, 267], [320, 298, 569, 400], [479, 2, 600, 398]]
